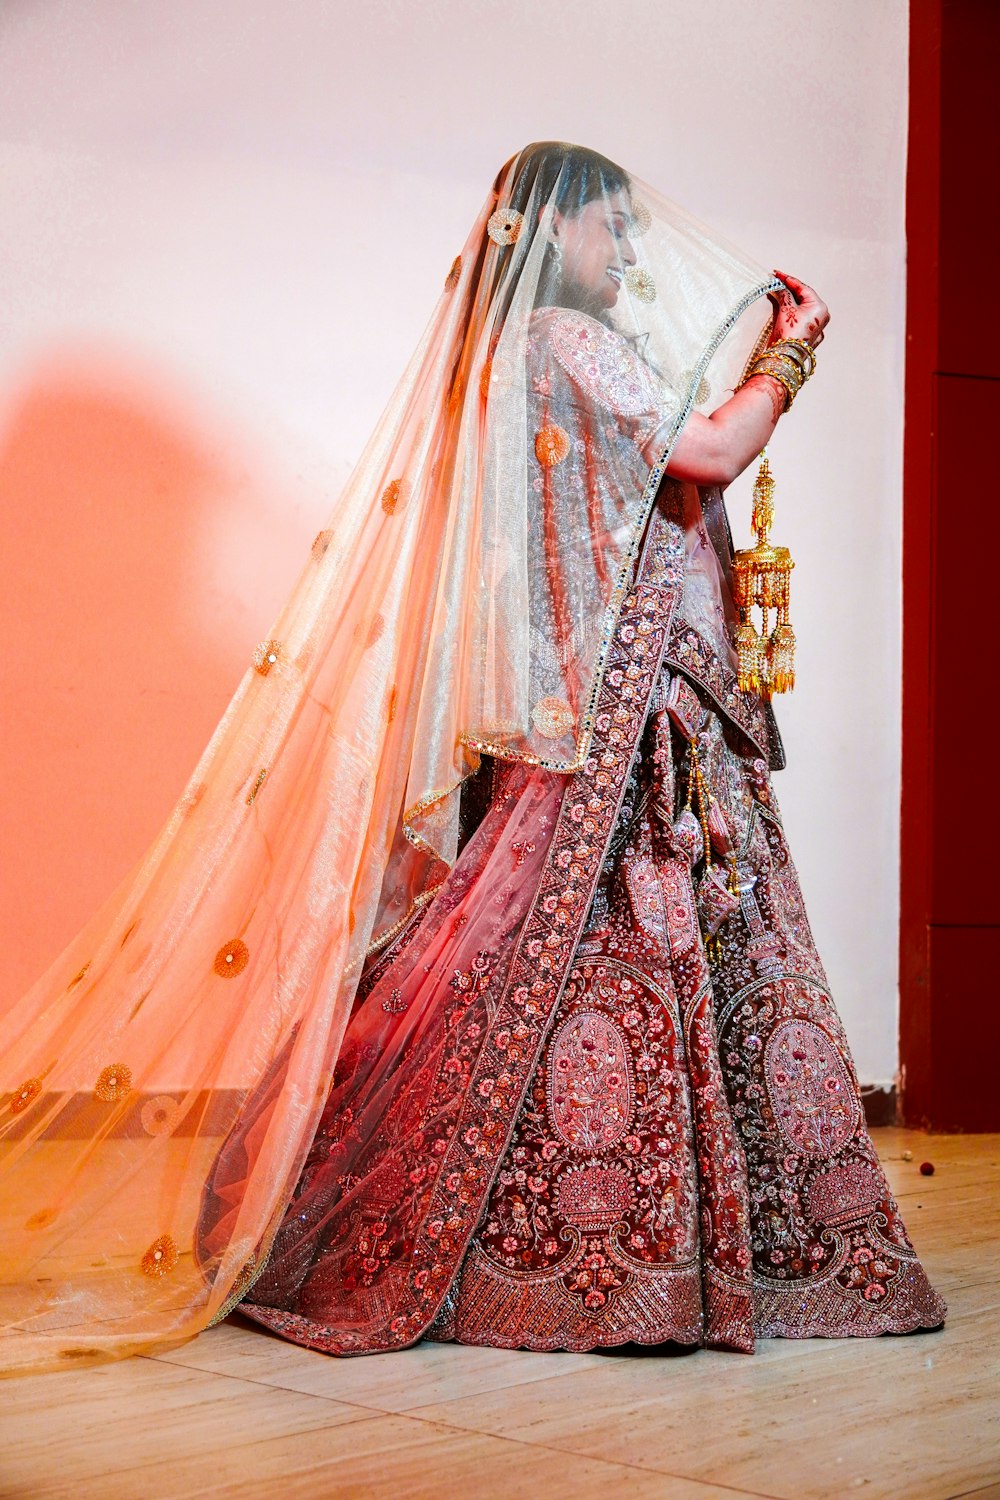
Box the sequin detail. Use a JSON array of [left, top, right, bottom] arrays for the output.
[[245, 768, 268, 806], [629, 199, 652, 235], [680, 369, 712, 407], [141, 1235, 178, 1277], [141, 1096, 181, 1137], [214, 939, 249, 978], [532, 697, 575, 740], [252, 640, 281, 675], [312, 529, 333, 558], [534, 424, 571, 467], [445, 255, 462, 289], [9, 1078, 41, 1115], [381, 479, 404, 515], [94, 1064, 132, 1104], [625, 266, 656, 303], [487, 208, 524, 246]]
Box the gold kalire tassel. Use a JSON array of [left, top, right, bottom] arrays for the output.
[[732, 450, 796, 698]]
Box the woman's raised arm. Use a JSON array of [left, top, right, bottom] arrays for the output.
[[658, 271, 829, 486]]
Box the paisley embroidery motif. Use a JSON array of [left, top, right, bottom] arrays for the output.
[[546, 1010, 634, 1150], [547, 309, 669, 420], [623, 855, 669, 947], [764, 1019, 859, 1159]]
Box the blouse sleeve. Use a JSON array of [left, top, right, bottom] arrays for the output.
[[543, 308, 676, 452]]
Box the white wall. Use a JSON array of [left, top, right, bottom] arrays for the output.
[[0, 0, 908, 1082]]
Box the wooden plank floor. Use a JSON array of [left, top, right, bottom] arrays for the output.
[[1, 1127, 997, 1500]]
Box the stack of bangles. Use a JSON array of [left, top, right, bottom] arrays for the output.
[[740, 337, 817, 411]]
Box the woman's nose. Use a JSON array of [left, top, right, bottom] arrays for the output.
[[621, 238, 638, 267]]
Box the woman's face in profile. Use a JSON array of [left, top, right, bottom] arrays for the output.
[[550, 189, 638, 309]]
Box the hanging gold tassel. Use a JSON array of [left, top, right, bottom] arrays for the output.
[[732, 450, 796, 698]]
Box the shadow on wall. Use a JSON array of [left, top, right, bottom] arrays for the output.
[[0, 348, 320, 1007]]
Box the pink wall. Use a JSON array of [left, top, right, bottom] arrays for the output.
[[0, 1, 908, 1081]]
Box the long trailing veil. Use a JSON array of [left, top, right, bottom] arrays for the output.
[[0, 142, 782, 1373]]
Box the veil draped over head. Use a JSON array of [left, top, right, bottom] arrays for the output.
[[0, 142, 781, 1372]]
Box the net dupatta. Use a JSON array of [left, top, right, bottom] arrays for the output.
[[0, 142, 781, 1373]]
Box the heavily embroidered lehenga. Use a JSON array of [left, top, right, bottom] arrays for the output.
[[237, 357, 946, 1356], [0, 143, 945, 1374]]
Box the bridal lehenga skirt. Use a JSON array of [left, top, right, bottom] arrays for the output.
[[241, 659, 947, 1355]]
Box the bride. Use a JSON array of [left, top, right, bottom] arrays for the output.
[[0, 142, 945, 1372]]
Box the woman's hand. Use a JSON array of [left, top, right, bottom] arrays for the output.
[[769, 270, 829, 350], [662, 270, 829, 487]]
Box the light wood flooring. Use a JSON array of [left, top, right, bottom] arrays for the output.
[[1, 1127, 997, 1500]]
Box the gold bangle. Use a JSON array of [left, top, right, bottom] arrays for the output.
[[754, 348, 804, 379], [769, 338, 816, 378], [750, 355, 803, 399], [784, 337, 817, 372]]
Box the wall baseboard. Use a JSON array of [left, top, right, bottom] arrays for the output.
[[862, 1084, 898, 1128]]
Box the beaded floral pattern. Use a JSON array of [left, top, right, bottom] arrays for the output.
[[214, 939, 249, 978], [9, 1078, 42, 1115], [94, 1064, 132, 1104], [487, 208, 524, 246], [624, 266, 656, 304], [141, 1234, 178, 1278], [534, 424, 571, 467], [531, 697, 575, 740], [381, 479, 404, 515], [141, 1096, 181, 1137]]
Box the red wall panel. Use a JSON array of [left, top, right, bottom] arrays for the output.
[[901, 0, 1000, 1129]]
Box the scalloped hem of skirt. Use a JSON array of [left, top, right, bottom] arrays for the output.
[[425, 1323, 709, 1354], [753, 1312, 947, 1340]]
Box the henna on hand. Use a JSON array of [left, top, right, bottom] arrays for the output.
[[769, 269, 829, 350], [744, 372, 787, 424]]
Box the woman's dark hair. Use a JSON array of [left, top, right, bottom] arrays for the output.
[[502, 142, 633, 318], [450, 144, 633, 399], [499, 141, 631, 222]]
